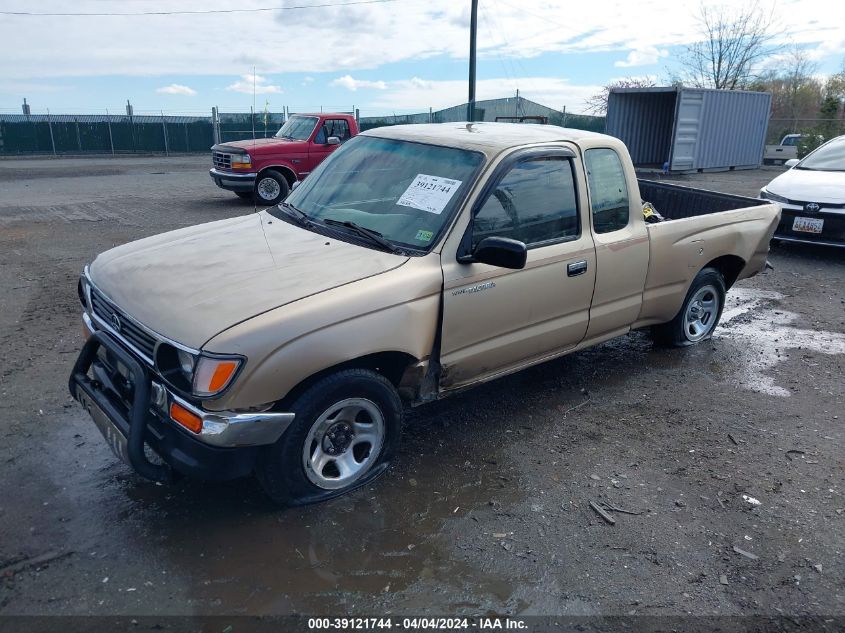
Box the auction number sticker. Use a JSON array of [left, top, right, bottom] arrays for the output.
[[397, 174, 462, 215]]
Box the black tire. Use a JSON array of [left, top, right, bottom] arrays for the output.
[[255, 368, 403, 506], [651, 267, 726, 347], [254, 169, 290, 206], [235, 191, 253, 200]]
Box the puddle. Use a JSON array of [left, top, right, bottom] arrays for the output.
[[716, 287, 845, 396], [41, 407, 525, 615]]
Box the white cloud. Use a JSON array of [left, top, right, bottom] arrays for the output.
[[2, 0, 845, 110], [614, 46, 669, 68], [370, 77, 603, 113], [155, 83, 196, 96], [226, 74, 282, 95], [331, 75, 388, 91], [301, 76, 315, 86]]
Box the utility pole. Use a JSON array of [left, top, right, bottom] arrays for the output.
[[466, 0, 478, 122]]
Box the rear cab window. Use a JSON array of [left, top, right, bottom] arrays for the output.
[[584, 148, 630, 234]]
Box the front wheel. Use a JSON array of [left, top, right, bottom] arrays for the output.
[[254, 169, 290, 206], [255, 369, 403, 506], [652, 267, 726, 347]]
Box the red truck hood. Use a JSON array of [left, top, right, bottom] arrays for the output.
[[214, 137, 307, 155]]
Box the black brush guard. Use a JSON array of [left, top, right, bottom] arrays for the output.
[[68, 330, 172, 483]]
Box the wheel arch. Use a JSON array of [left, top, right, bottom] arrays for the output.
[[702, 254, 746, 289], [273, 351, 419, 411], [257, 164, 298, 187]]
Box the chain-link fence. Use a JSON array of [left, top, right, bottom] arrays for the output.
[[0, 98, 606, 156], [0, 113, 214, 155]]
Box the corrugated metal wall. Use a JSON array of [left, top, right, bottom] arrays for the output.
[[693, 89, 770, 169], [605, 91, 675, 165], [606, 87, 772, 172]]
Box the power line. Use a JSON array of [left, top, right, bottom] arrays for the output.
[[1, 0, 401, 17]]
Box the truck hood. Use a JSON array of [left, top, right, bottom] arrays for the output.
[[89, 212, 408, 349], [214, 137, 308, 154], [766, 168, 845, 204]]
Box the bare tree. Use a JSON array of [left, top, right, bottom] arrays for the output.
[[585, 77, 658, 115], [680, 1, 781, 90]]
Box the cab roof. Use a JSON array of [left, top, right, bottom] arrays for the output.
[[361, 122, 616, 157]]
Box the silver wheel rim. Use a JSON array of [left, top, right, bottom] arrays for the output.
[[683, 284, 720, 342], [256, 177, 281, 202], [302, 398, 385, 490]]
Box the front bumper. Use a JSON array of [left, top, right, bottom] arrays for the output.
[[209, 167, 256, 193], [69, 328, 294, 482], [772, 204, 845, 248]]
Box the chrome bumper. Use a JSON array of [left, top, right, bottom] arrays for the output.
[[172, 393, 295, 448]]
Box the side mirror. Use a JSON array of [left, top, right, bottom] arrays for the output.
[[291, 180, 301, 191], [327, 136, 341, 146], [784, 159, 799, 168], [468, 236, 527, 269]]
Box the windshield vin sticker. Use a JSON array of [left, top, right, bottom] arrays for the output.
[[397, 174, 462, 215]]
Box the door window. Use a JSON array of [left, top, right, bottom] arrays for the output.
[[315, 119, 351, 144], [473, 158, 579, 249], [584, 148, 630, 234]]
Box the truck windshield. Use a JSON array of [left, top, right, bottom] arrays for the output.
[[274, 115, 319, 141], [797, 136, 845, 171], [280, 136, 485, 250]]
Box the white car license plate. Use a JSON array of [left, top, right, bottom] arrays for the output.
[[792, 217, 823, 234]]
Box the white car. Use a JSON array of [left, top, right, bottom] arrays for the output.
[[759, 135, 845, 248]]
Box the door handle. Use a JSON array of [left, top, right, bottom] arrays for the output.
[[567, 260, 588, 277]]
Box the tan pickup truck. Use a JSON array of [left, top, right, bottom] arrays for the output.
[[70, 123, 780, 505]]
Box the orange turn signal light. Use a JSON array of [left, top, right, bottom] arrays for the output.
[[209, 361, 239, 392], [170, 402, 202, 434]]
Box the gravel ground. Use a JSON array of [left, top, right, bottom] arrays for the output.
[[0, 156, 842, 621]]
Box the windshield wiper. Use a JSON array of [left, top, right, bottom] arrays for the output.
[[278, 201, 312, 226], [322, 219, 401, 254]]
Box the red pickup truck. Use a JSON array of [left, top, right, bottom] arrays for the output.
[[209, 113, 358, 205]]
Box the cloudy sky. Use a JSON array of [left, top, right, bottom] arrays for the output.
[[1, 0, 844, 117]]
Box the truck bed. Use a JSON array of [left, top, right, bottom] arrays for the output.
[[638, 179, 769, 220], [634, 179, 781, 329]]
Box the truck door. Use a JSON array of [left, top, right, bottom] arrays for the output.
[[582, 147, 649, 338], [439, 148, 597, 390], [308, 118, 351, 173]]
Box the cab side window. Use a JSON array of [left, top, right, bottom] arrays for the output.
[[473, 158, 579, 249], [584, 148, 630, 234], [316, 119, 351, 144]]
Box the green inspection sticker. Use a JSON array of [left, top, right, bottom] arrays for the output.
[[415, 230, 434, 242]]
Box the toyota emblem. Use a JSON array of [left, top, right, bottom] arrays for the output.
[[110, 312, 122, 332], [805, 202, 820, 213]]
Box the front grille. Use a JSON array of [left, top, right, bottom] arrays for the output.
[[212, 151, 231, 169], [90, 289, 157, 362], [782, 197, 845, 210]]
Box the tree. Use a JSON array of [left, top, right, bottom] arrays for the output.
[[679, 1, 781, 90], [749, 47, 822, 139], [585, 77, 658, 115]]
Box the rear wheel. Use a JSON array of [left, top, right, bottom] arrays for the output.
[[652, 267, 726, 347], [255, 369, 402, 506], [254, 169, 289, 206]]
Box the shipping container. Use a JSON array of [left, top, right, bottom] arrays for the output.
[[605, 87, 772, 172]]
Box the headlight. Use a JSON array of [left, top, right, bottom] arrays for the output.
[[77, 276, 89, 310], [193, 356, 243, 397], [231, 153, 252, 168], [176, 349, 195, 377], [155, 345, 242, 397], [760, 189, 789, 204]]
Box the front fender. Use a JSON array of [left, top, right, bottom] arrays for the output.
[[202, 256, 444, 411]]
